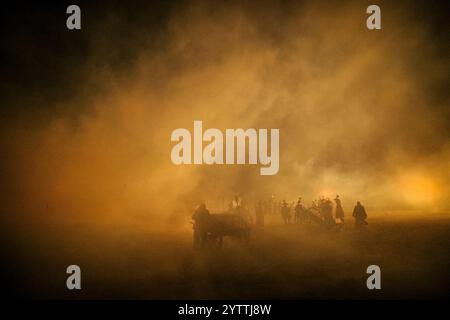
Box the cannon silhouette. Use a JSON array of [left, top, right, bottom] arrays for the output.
[[304, 206, 343, 229], [195, 212, 251, 247]]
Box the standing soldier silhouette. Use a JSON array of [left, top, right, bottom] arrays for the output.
[[352, 201, 368, 227], [294, 197, 304, 223], [192, 203, 211, 248], [281, 200, 291, 224]]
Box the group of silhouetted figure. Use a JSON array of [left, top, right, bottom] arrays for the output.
[[255, 195, 368, 228], [192, 203, 211, 249]]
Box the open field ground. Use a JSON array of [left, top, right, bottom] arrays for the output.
[[2, 214, 449, 299]]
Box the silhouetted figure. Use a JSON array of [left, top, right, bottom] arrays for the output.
[[334, 195, 345, 223], [255, 200, 265, 227], [281, 200, 291, 224], [352, 201, 368, 227], [321, 199, 334, 227], [192, 203, 211, 248], [294, 197, 304, 223]]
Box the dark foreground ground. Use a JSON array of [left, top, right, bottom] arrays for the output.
[[1, 214, 449, 299]]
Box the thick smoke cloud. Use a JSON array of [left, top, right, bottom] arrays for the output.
[[1, 0, 449, 229]]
